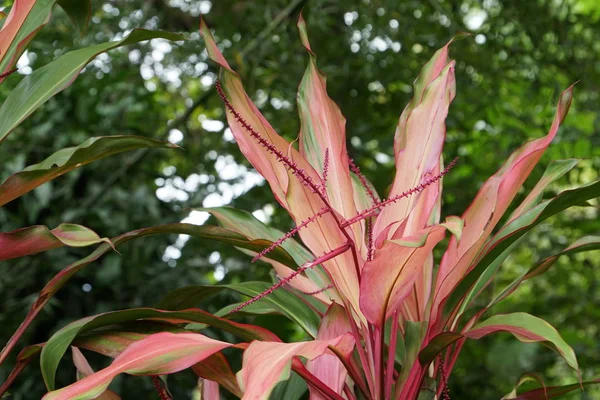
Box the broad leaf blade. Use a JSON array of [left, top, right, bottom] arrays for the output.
[[306, 303, 354, 400], [237, 334, 354, 400], [465, 312, 579, 376], [41, 307, 278, 390], [157, 282, 322, 338], [0, 29, 185, 142], [0, 0, 48, 76], [0, 223, 112, 261], [43, 333, 232, 400], [0, 136, 177, 206]]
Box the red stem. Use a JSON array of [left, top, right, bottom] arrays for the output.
[[229, 243, 350, 314], [0, 357, 33, 397], [385, 311, 399, 399]]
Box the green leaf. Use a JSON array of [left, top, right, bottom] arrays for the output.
[[0, 29, 185, 142], [465, 312, 579, 376], [270, 371, 307, 400], [157, 282, 323, 338], [442, 179, 600, 320], [57, 0, 92, 35], [489, 236, 600, 309], [418, 332, 463, 365], [0, 135, 177, 206], [41, 307, 278, 391]]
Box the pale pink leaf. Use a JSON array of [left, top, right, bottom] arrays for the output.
[[306, 304, 354, 399], [360, 226, 446, 325], [237, 334, 354, 400]]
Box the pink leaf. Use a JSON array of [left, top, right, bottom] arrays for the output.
[[373, 42, 455, 241], [360, 226, 446, 325], [297, 15, 360, 230], [306, 304, 354, 399], [237, 334, 354, 400], [43, 333, 232, 400], [432, 85, 574, 325], [71, 347, 121, 400]]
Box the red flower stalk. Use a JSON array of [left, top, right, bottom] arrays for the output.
[[342, 157, 459, 228], [151, 376, 170, 400], [251, 207, 330, 263], [349, 157, 378, 205], [230, 243, 350, 314], [320, 147, 330, 195], [300, 283, 334, 296], [0, 68, 18, 81], [215, 81, 322, 196]]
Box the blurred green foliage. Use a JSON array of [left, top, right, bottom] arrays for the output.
[[0, 0, 598, 398]]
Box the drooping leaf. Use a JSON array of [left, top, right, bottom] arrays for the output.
[[157, 282, 322, 337], [40, 307, 278, 391], [0, 223, 284, 372], [73, 321, 190, 358], [418, 332, 463, 365], [203, 206, 330, 289], [0, 29, 185, 142], [502, 372, 547, 399], [511, 379, 600, 399], [0, 136, 178, 206], [0, 223, 112, 261], [43, 333, 233, 400], [236, 334, 354, 400], [465, 313, 579, 376]]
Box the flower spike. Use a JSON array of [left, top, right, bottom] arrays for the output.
[[320, 148, 330, 195], [215, 81, 322, 195], [230, 243, 350, 314], [251, 207, 330, 263], [349, 157, 378, 205], [343, 157, 458, 228], [300, 284, 334, 296], [0, 68, 17, 81]]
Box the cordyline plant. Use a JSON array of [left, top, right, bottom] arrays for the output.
[[2, 2, 600, 399]]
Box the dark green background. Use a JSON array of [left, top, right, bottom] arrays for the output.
[[1, 0, 599, 398]]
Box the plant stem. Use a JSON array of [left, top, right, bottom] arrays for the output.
[[385, 311, 399, 399]]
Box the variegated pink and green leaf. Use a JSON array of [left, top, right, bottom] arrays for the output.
[[0, 135, 178, 206], [43, 333, 233, 400], [0, 223, 112, 261]]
